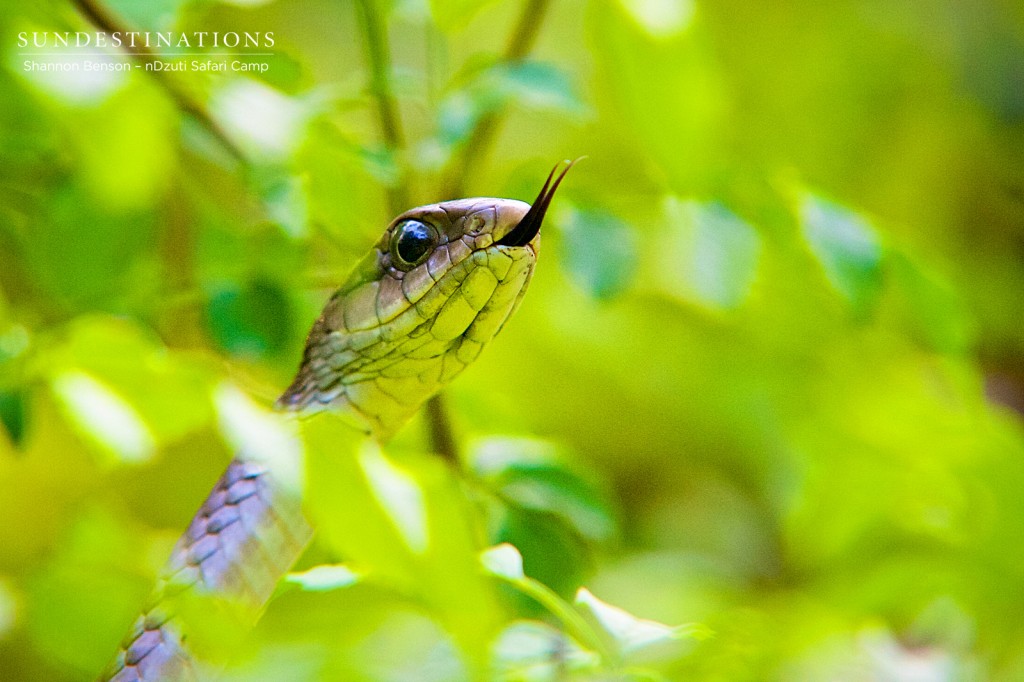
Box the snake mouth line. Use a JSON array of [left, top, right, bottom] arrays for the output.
[[495, 158, 581, 248]]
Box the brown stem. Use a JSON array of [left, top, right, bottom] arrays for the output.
[[424, 393, 459, 466], [352, 2, 461, 462], [70, 0, 247, 164], [505, 0, 552, 62], [354, 0, 409, 215], [426, 0, 553, 462], [440, 0, 553, 198]]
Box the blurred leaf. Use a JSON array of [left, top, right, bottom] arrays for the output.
[[0, 394, 98, 571], [471, 436, 616, 543], [297, 121, 389, 251], [438, 61, 585, 147], [589, 2, 724, 190], [46, 317, 215, 462], [496, 62, 585, 113], [196, 218, 306, 286], [206, 277, 294, 359], [0, 388, 27, 447], [103, 0, 192, 29], [286, 564, 362, 592], [616, 0, 697, 39], [481, 543, 525, 581], [361, 446, 430, 553], [51, 370, 155, 464], [19, 182, 157, 312], [498, 506, 592, 600], [658, 199, 762, 310], [429, 0, 501, 28], [482, 543, 613, 666], [558, 207, 638, 300], [575, 588, 708, 662], [888, 251, 974, 353], [73, 84, 176, 211], [214, 383, 303, 493], [491, 620, 600, 680], [253, 166, 310, 239], [210, 79, 316, 160], [800, 194, 884, 318], [25, 509, 152, 674], [0, 577, 17, 638], [303, 417, 501, 668]]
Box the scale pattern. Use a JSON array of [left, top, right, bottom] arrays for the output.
[[102, 460, 312, 682]]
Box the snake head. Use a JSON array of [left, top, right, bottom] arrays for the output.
[[277, 161, 577, 439]]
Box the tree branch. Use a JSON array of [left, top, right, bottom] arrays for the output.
[[354, 0, 409, 214], [355, 0, 553, 464], [426, 0, 553, 462], [440, 0, 552, 198], [70, 0, 247, 165]]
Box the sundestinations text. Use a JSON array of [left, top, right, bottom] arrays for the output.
[[18, 31, 275, 49]]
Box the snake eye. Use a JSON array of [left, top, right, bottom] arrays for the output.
[[391, 220, 439, 269]]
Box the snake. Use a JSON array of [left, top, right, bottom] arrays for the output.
[[98, 161, 576, 681]]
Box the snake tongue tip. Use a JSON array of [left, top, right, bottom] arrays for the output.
[[496, 158, 581, 247]]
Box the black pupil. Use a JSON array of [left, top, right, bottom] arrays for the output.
[[395, 221, 434, 264]]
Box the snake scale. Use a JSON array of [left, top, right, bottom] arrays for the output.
[[99, 161, 575, 681]]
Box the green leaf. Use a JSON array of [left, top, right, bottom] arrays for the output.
[[0, 388, 27, 447], [481, 543, 525, 581], [616, 0, 698, 39], [471, 437, 616, 543], [800, 194, 884, 318], [558, 207, 638, 300], [575, 588, 709, 661], [491, 620, 600, 679], [429, 0, 502, 32], [253, 166, 310, 239], [438, 61, 585, 147], [496, 62, 586, 113], [498, 506, 592, 600], [888, 251, 974, 353], [25, 509, 153, 673], [661, 199, 762, 310], [590, 2, 724, 190], [209, 79, 314, 161], [214, 384, 304, 494], [481, 544, 614, 665], [51, 371, 155, 463], [46, 317, 215, 463], [19, 182, 157, 311], [0, 578, 16, 639], [206, 276, 294, 359], [303, 417, 501, 668], [286, 564, 362, 592]]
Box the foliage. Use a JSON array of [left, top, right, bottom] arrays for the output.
[[2, 0, 1024, 680]]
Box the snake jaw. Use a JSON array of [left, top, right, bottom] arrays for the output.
[[495, 158, 580, 248]]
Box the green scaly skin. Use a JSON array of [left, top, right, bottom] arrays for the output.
[[99, 194, 546, 681]]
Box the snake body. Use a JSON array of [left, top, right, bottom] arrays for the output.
[[100, 163, 574, 681]]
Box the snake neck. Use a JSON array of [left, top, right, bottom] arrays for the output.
[[276, 240, 538, 442]]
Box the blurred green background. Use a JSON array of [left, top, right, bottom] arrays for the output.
[[3, 0, 1024, 679]]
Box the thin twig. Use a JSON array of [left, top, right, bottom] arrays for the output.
[[505, 0, 551, 61], [70, 0, 247, 164], [424, 393, 459, 465], [426, 0, 553, 460], [354, 0, 409, 215], [354, 0, 461, 463], [440, 0, 552, 198], [357, 0, 553, 464]]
